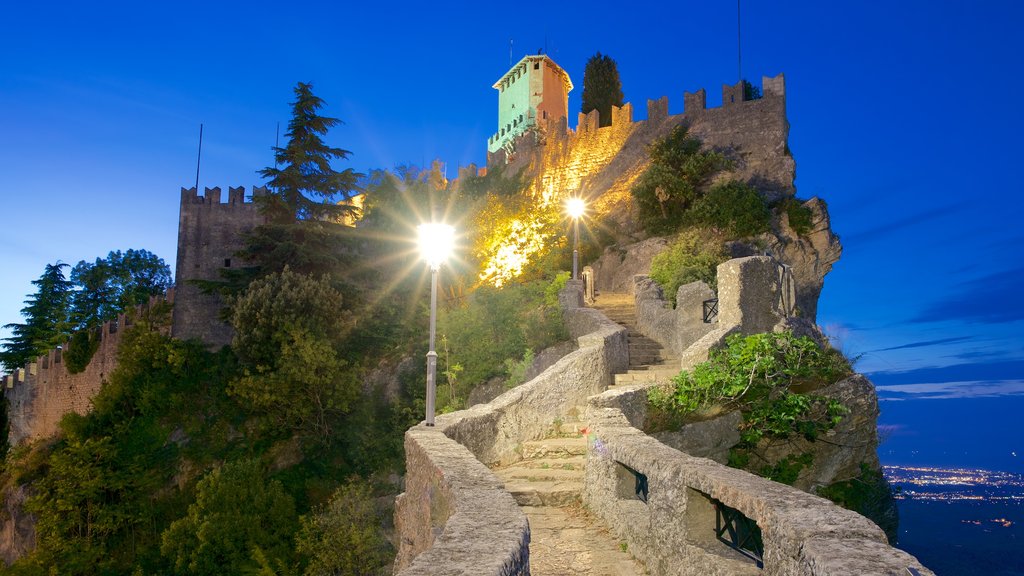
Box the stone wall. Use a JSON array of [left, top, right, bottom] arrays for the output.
[[171, 186, 265, 348], [581, 405, 933, 576], [3, 292, 173, 445]]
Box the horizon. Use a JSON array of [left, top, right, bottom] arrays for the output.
[[2, 1, 1022, 474]]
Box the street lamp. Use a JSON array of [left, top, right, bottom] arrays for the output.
[[566, 197, 585, 280], [417, 222, 455, 426]]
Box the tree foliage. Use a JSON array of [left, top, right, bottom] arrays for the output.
[[648, 229, 729, 305], [685, 180, 771, 239], [69, 249, 171, 329], [258, 82, 362, 223], [296, 479, 394, 576], [229, 268, 359, 439], [631, 125, 729, 234], [581, 52, 624, 128], [161, 458, 299, 575], [0, 263, 73, 372], [436, 276, 568, 410]]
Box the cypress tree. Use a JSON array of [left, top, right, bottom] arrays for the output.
[[581, 52, 625, 128]]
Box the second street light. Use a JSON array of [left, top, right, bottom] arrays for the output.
[[566, 197, 585, 280], [417, 222, 455, 427]]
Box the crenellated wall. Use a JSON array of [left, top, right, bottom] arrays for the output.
[[3, 291, 174, 445], [494, 74, 794, 228], [171, 185, 266, 347]]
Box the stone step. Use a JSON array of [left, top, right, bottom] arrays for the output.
[[520, 436, 588, 459], [513, 455, 586, 471], [501, 479, 583, 507], [496, 464, 584, 482], [614, 369, 679, 386]]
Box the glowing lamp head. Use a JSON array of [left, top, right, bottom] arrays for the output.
[[417, 223, 455, 269], [566, 197, 585, 219]]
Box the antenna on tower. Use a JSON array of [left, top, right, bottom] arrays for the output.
[[194, 123, 203, 191], [509, 38, 513, 65], [737, 0, 743, 83]]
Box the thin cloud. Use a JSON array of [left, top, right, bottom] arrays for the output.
[[876, 379, 1024, 400], [870, 336, 973, 352], [843, 202, 967, 245], [910, 267, 1024, 324]]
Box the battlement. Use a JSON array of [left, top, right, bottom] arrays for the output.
[[180, 185, 268, 206], [2, 288, 175, 445]]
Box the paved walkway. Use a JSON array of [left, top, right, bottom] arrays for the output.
[[492, 418, 646, 575], [491, 292, 683, 575]]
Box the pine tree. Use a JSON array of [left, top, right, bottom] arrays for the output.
[[581, 52, 624, 128], [258, 82, 362, 223], [0, 262, 73, 371]]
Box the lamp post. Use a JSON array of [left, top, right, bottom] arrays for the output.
[[417, 222, 455, 427], [566, 197, 585, 280]]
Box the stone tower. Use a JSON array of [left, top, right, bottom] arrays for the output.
[[171, 186, 265, 347], [487, 55, 573, 154]]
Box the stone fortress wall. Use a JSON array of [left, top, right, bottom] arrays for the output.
[[492, 74, 794, 217], [394, 259, 934, 575], [3, 291, 174, 445], [1, 185, 265, 446]]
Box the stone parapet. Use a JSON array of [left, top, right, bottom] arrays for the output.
[[393, 427, 529, 576], [581, 406, 934, 576], [394, 289, 629, 571]]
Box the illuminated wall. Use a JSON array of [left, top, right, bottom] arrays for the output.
[[479, 74, 793, 286]]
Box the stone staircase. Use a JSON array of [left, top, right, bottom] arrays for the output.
[[590, 293, 679, 387], [493, 412, 645, 575]]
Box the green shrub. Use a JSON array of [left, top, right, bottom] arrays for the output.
[[647, 331, 852, 439], [437, 275, 569, 410], [777, 198, 814, 236], [296, 478, 394, 576], [685, 181, 771, 239], [62, 329, 99, 374], [648, 229, 729, 305], [631, 125, 729, 234]]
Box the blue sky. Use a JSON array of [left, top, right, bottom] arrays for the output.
[[1, 2, 1022, 469]]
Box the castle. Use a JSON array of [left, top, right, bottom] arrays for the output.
[[1, 55, 933, 574]]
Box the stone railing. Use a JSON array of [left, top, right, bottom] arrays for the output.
[[393, 280, 627, 574], [582, 402, 934, 575], [394, 270, 933, 575]]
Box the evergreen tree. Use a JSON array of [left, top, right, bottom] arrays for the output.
[[0, 262, 73, 371], [258, 82, 362, 223], [580, 52, 624, 128]]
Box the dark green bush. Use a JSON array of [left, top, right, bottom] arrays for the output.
[[63, 329, 99, 374], [631, 125, 729, 234], [648, 229, 729, 305], [777, 198, 814, 236], [685, 180, 771, 239]]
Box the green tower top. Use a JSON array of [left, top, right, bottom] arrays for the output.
[[488, 55, 573, 154]]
